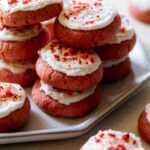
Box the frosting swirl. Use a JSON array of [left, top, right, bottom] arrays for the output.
[[81, 130, 144, 150], [0, 59, 35, 74], [103, 55, 128, 68], [108, 16, 135, 44], [0, 82, 26, 118], [40, 80, 96, 105], [39, 42, 101, 76], [58, 0, 118, 30], [0, 24, 42, 42], [0, 0, 62, 13]]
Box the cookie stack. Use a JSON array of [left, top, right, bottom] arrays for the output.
[[94, 16, 136, 83], [32, 0, 122, 117], [32, 0, 120, 117], [0, 0, 62, 86], [32, 42, 103, 117]]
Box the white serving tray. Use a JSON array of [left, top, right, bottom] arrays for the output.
[[0, 41, 150, 144]]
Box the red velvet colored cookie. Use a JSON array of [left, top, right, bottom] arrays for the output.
[[129, 3, 150, 23], [0, 25, 49, 61], [54, 0, 121, 49], [0, 1, 61, 27], [32, 80, 100, 117], [0, 68, 37, 87], [95, 35, 136, 60], [0, 82, 30, 132], [54, 15, 121, 49], [0, 58, 37, 87], [138, 111, 150, 143], [102, 57, 131, 83], [37, 42, 103, 91], [0, 98, 30, 132], [36, 58, 103, 91]]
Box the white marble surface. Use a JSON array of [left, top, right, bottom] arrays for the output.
[[1, 0, 150, 149]]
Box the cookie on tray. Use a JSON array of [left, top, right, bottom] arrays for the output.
[[138, 103, 150, 143], [0, 24, 49, 61], [54, 0, 121, 49], [94, 16, 136, 60], [0, 59, 37, 87], [36, 42, 103, 91], [81, 130, 144, 150], [0, 0, 62, 27], [32, 80, 100, 117], [129, 0, 150, 23], [102, 57, 131, 83], [0, 82, 30, 132]]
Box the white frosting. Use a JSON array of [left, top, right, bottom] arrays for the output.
[[0, 59, 35, 74], [145, 103, 150, 123], [40, 80, 96, 105], [108, 16, 135, 44], [58, 0, 118, 31], [103, 55, 128, 68], [81, 130, 144, 150], [39, 42, 101, 76], [0, 0, 61, 13], [0, 82, 26, 118], [131, 0, 150, 11], [0, 24, 43, 42]]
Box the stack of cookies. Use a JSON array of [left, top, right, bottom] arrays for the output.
[[0, 0, 62, 86], [94, 16, 136, 82], [32, 0, 122, 117]]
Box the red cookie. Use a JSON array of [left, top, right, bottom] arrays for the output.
[[102, 57, 131, 83], [95, 35, 136, 60], [32, 80, 100, 117], [0, 24, 49, 61], [0, 82, 30, 132], [0, 59, 37, 87], [138, 103, 150, 143], [0, 1, 61, 27], [54, 0, 121, 49], [129, 2, 150, 23], [36, 58, 103, 91], [36, 42, 103, 91], [94, 16, 136, 60]]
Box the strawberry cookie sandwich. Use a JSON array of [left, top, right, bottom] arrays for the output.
[[81, 130, 144, 150], [32, 80, 100, 117], [138, 103, 150, 143], [36, 42, 103, 91], [54, 0, 121, 49], [0, 82, 30, 132], [94, 16, 136, 83], [0, 23, 49, 61], [129, 0, 150, 23], [0, 59, 37, 87], [0, 0, 62, 27]]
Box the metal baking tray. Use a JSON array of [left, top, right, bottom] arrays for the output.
[[0, 40, 150, 144]]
